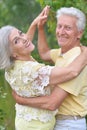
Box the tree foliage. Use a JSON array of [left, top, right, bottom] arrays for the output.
[[0, 0, 41, 31], [36, 0, 87, 46]]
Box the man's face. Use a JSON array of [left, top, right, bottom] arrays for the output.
[[56, 15, 82, 49]]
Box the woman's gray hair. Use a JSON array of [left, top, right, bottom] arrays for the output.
[[0, 25, 15, 69], [56, 7, 86, 31]]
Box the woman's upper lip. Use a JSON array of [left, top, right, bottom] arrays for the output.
[[25, 42, 29, 47]]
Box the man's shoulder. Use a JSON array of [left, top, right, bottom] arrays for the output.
[[50, 48, 61, 54], [64, 47, 81, 60], [50, 48, 61, 62]]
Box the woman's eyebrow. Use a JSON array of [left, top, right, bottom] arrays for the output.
[[12, 30, 20, 42], [11, 30, 22, 43], [18, 30, 22, 35]]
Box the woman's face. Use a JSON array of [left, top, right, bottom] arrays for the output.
[[9, 28, 35, 60]]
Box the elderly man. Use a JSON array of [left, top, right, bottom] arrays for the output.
[[13, 7, 87, 130]]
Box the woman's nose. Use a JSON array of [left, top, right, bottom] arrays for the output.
[[22, 37, 28, 43]]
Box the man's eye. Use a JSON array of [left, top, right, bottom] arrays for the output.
[[57, 25, 62, 29], [66, 26, 71, 30]]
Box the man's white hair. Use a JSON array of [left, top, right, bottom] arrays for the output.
[[56, 7, 86, 31]]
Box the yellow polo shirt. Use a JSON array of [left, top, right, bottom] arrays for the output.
[[50, 47, 87, 117]]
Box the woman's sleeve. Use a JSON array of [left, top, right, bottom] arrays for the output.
[[31, 65, 54, 95]]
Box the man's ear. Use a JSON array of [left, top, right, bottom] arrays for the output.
[[77, 30, 84, 39]]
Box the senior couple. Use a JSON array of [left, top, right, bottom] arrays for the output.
[[0, 5, 87, 130]]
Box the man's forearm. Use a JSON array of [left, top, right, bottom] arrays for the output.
[[13, 91, 51, 110], [68, 50, 87, 74], [12, 87, 68, 111], [50, 51, 87, 85], [38, 26, 51, 61]]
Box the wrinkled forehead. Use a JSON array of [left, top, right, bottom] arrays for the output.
[[57, 14, 78, 27], [9, 28, 19, 42]]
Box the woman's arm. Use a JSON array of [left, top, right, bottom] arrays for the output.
[[26, 6, 50, 41], [49, 47, 87, 84]]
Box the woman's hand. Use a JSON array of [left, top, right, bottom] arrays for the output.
[[33, 5, 50, 27], [26, 5, 50, 41]]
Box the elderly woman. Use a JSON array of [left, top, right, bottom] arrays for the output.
[[0, 6, 87, 130]]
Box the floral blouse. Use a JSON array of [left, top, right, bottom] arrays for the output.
[[5, 60, 57, 122]]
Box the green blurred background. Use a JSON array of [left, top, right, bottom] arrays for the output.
[[0, 0, 87, 129]]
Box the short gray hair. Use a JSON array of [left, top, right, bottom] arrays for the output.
[[0, 25, 15, 69], [56, 7, 86, 31]]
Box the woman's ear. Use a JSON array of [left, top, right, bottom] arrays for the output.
[[12, 53, 18, 59]]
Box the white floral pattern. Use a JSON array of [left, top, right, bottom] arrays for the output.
[[5, 60, 58, 122]]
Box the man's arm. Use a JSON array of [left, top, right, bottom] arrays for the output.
[[49, 47, 87, 84], [38, 25, 52, 62], [12, 86, 68, 111], [37, 6, 53, 62]]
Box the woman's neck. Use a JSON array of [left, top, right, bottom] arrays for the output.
[[15, 55, 35, 61]]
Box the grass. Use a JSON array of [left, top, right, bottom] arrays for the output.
[[0, 70, 15, 130]]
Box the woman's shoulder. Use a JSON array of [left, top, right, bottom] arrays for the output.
[[14, 60, 45, 74], [5, 60, 45, 79]]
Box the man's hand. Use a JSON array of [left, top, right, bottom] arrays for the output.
[[81, 45, 87, 53], [80, 45, 87, 64]]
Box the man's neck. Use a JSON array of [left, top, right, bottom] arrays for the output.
[[61, 44, 81, 54]]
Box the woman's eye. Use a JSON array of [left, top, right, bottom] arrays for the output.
[[19, 31, 23, 35], [14, 40, 18, 44]]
